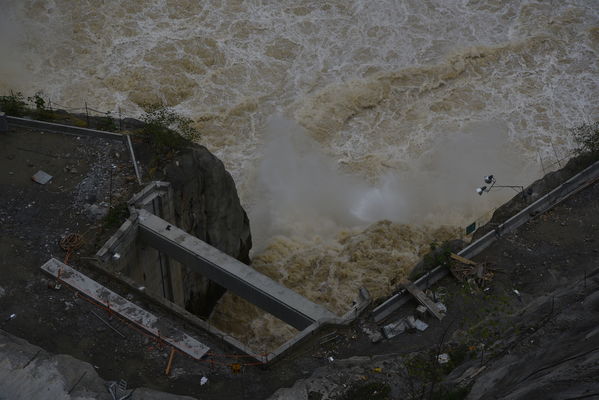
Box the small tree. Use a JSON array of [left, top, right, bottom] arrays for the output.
[[0, 91, 27, 117], [141, 104, 201, 151], [27, 91, 54, 121]]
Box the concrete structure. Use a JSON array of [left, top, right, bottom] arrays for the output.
[[98, 181, 338, 330], [41, 258, 210, 359], [93, 181, 370, 362], [137, 209, 337, 330]]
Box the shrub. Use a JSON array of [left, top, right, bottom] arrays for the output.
[[97, 111, 117, 131], [141, 104, 201, 151], [0, 91, 27, 117], [27, 91, 54, 121]]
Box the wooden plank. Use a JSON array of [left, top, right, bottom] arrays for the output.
[[40, 258, 209, 360], [450, 253, 478, 266], [403, 282, 445, 320]]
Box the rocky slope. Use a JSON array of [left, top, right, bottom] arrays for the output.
[[0, 329, 197, 400]]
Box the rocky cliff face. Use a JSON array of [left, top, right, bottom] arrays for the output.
[[161, 145, 252, 317]]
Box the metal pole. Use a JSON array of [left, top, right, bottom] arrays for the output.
[[126, 134, 143, 185], [90, 310, 125, 338], [118, 106, 122, 131], [85, 101, 90, 127]]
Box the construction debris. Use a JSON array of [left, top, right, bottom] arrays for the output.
[[413, 319, 429, 332], [320, 331, 340, 345], [404, 281, 446, 320], [31, 170, 53, 185], [107, 379, 132, 400], [437, 353, 450, 364], [369, 331, 383, 343], [416, 305, 428, 318], [435, 302, 447, 313], [382, 314, 429, 338], [382, 318, 408, 339], [449, 252, 496, 289]]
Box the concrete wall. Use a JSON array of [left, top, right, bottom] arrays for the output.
[[96, 182, 186, 305]]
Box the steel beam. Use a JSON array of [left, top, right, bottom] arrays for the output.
[[136, 210, 336, 330]]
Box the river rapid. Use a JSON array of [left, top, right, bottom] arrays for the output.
[[2, 0, 597, 350]]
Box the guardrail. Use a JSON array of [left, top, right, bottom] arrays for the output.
[[372, 159, 599, 323], [7, 115, 124, 140], [6, 115, 143, 184]]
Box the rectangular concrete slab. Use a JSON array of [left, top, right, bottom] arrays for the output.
[[136, 210, 337, 330], [40, 258, 209, 359], [404, 282, 445, 321]]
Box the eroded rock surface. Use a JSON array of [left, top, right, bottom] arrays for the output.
[[162, 145, 252, 317]]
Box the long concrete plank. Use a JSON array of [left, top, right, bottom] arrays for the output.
[[41, 258, 209, 359], [136, 209, 337, 330]]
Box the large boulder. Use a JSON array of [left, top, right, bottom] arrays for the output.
[[161, 145, 252, 317], [0, 329, 197, 400]]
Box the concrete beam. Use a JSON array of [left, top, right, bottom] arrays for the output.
[[41, 258, 210, 359], [136, 210, 337, 330]]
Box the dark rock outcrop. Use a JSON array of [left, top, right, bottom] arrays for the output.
[[161, 145, 252, 317]]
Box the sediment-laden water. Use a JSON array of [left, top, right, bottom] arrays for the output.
[[2, 0, 597, 350]]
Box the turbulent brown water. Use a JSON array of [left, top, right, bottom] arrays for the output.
[[2, 0, 597, 350]]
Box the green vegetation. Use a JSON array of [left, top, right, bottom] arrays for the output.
[[141, 104, 201, 151], [97, 111, 117, 131], [1, 90, 55, 120], [426, 241, 452, 267], [571, 121, 599, 156], [0, 91, 27, 117], [410, 241, 454, 280], [27, 91, 55, 121]]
